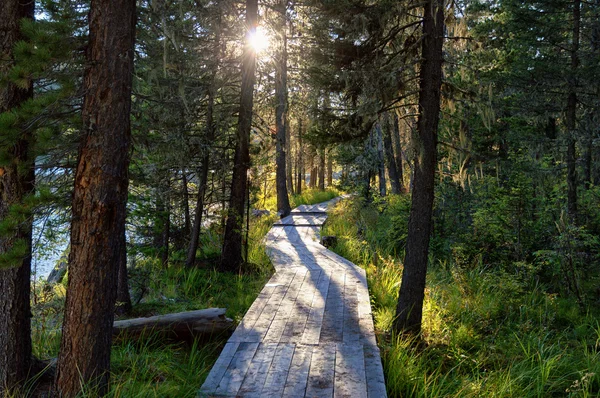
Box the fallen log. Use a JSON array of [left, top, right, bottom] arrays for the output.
[[113, 308, 233, 341]]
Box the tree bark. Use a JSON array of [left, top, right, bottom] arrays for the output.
[[392, 113, 406, 193], [327, 149, 333, 187], [113, 308, 233, 340], [55, 0, 136, 395], [384, 114, 401, 194], [393, 0, 444, 335], [376, 123, 387, 196], [318, 148, 325, 190], [566, 0, 580, 221], [221, 0, 257, 272], [115, 230, 132, 317], [275, 0, 291, 217], [296, 118, 303, 195], [0, 0, 34, 393], [182, 170, 191, 234]]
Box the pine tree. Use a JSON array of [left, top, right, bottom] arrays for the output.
[[55, 0, 136, 394], [0, 0, 34, 392]]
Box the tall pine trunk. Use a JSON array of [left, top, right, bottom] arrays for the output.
[[393, 0, 444, 335], [275, 0, 291, 217], [0, 0, 34, 392], [296, 118, 303, 194], [376, 123, 387, 196], [384, 114, 401, 194], [55, 0, 136, 395], [566, 0, 580, 221], [221, 0, 257, 272], [392, 113, 406, 193], [115, 229, 132, 316], [318, 149, 325, 190]]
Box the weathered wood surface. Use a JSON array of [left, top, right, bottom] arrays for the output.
[[199, 196, 386, 397]]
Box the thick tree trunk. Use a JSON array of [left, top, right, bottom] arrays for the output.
[[393, 0, 444, 335], [384, 115, 401, 194], [0, 0, 34, 393], [566, 0, 580, 221], [376, 123, 387, 196], [275, 0, 291, 218], [221, 0, 257, 272], [296, 119, 303, 195], [54, 0, 136, 395]]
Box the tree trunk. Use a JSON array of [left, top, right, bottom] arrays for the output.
[[296, 119, 303, 195], [0, 0, 34, 393], [384, 114, 401, 194], [275, 0, 291, 218], [186, 51, 219, 267], [115, 230, 132, 317], [162, 184, 171, 269], [393, 0, 444, 335], [55, 0, 136, 395], [221, 0, 257, 272], [376, 123, 387, 196], [566, 0, 580, 221], [309, 153, 316, 189], [392, 113, 406, 193], [327, 149, 333, 187], [286, 119, 294, 195], [318, 149, 325, 190], [113, 308, 233, 340], [182, 170, 191, 234]]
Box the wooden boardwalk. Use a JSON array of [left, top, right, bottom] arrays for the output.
[[199, 198, 386, 397]]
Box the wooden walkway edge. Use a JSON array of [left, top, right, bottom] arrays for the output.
[[199, 197, 387, 397]]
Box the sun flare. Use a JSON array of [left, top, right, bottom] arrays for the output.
[[248, 26, 270, 53]]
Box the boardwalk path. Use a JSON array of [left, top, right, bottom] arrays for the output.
[[199, 198, 386, 397]]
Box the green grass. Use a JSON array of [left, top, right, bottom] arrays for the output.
[[323, 196, 600, 398], [25, 188, 340, 397]]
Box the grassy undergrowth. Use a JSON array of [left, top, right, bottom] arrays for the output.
[[28, 188, 340, 397], [323, 196, 600, 398]]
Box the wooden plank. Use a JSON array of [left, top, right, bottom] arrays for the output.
[[214, 342, 259, 396], [229, 271, 296, 343], [280, 271, 323, 343], [356, 271, 377, 347], [261, 343, 296, 398], [319, 271, 346, 343], [250, 269, 303, 342], [263, 268, 308, 343], [306, 343, 336, 398], [282, 344, 313, 397], [301, 271, 332, 345], [199, 341, 240, 394], [364, 343, 387, 398], [334, 343, 367, 398], [342, 273, 360, 343], [238, 342, 278, 397]]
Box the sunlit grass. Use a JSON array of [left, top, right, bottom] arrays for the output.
[[323, 195, 600, 398]]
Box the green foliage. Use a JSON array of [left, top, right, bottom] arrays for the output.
[[325, 196, 600, 398]]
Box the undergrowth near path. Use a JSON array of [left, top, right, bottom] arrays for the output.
[[323, 196, 600, 398], [27, 189, 339, 397]]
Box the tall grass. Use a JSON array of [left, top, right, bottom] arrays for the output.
[[323, 196, 600, 398]]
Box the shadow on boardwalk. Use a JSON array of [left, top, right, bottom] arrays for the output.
[[199, 197, 387, 397]]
